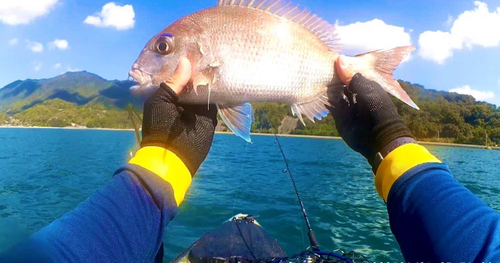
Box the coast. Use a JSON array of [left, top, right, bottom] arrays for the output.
[[0, 125, 134, 132], [1, 125, 498, 150]]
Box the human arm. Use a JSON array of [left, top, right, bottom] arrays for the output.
[[3, 165, 179, 262], [328, 64, 500, 262], [1, 58, 218, 262]]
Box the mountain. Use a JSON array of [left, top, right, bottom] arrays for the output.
[[0, 72, 499, 145], [0, 71, 141, 112], [0, 72, 143, 129], [250, 81, 500, 145]]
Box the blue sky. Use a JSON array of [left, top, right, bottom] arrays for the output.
[[1, 0, 500, 106]]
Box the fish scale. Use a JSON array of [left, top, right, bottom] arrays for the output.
[[129, 0, 418, 142], [190, 6, 335, 103]]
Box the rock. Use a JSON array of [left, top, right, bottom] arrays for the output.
[[215, 121, 228, 132], [278, 116, 298, 134]]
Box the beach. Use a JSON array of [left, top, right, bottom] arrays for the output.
[[1, 125, 498, 150]]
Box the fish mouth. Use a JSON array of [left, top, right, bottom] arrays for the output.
[[128, 68, 161, 96], [128, 68, 154, 90]]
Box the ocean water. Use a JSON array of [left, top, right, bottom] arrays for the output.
[[1, 128, 500, 262]]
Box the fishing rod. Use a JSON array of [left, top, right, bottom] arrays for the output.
[[127, 105, 142, 145], [272, 132, 320, 252]]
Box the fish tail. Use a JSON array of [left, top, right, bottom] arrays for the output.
[[339, 46, 419, 109]]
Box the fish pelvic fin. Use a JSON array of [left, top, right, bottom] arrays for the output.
[[342, 46, 419, 110], [217, 102, 253, 143], [291, 93, 331, 126], [217, 0, 340, 51]]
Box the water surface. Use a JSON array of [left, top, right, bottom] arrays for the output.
[[0, 128, 499, 262]]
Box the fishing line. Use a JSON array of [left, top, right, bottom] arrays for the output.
[[127, 96, 142, 146], [231, 142, 250, 217]]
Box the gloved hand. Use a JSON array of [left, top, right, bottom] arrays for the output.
[[328, 70, 415, 171], [140, 57, 218, 176]]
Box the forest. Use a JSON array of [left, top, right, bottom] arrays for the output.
[[251, 81, 500, 146], [1, 77, 499, 146]]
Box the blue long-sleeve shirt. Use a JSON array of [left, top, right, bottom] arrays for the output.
[[2, 157, 500, 262], [388, 163, 500, 262], [1, 165, 177, 262]]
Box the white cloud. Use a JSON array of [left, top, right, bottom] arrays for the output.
[[67, 67, 81, 72], [27, 41, 43, 52], [49, 39, 68, 50], [0, 0, 58, 25], [84, 2, 135, 30], [419, 1, 500, 64], [335, 19, 412, 55], [8, 38, 18, 45], [34, 62, 42, 72], [54, 63, 61, 69], [418, 31, 460, 64], [450, 85, 495, 101]]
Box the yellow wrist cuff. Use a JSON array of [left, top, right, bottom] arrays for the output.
[[129, 146, 192, 206], [375, 143, 441, 202]]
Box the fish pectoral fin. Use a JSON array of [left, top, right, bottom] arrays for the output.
[[193, 67, 218, 103], [217, 102, 253, 143], [291, 93, 331, 126], [192, 72, 213, 90]]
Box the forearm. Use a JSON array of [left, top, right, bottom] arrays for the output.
[[388, 163, 500, 262], [2, 147, 191, 262], [377, 144, 500, 262], [35, 165, 177, 261]]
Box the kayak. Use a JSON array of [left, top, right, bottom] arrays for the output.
[[172, 214, 369, 263], [173, 214, 286, 262]]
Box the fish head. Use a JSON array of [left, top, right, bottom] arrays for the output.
[[129, 17, 207, 96]]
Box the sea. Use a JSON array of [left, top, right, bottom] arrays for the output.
[[0, 128, 499, 262]]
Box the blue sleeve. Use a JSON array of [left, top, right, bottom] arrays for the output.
[[388, 163, 500, 262], [1, 164, 177, 262]]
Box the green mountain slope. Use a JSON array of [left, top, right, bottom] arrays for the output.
[[0, 112, 7, 124], [250, 81, 499, 145], [395, 81, 500, 145], [0, 71, 141, 112], [0, 72, 498, 145], [12, 99, 135, 129]]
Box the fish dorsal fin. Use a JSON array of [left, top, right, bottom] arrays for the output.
[[291, 93, 331, 126], [216, 0, 340, 51], [217, 102, 253, 142]]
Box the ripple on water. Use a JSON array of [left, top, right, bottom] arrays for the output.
[[0, 130, 498, 262]]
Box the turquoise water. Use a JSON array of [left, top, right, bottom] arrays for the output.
[[1, 128, 499, 261]]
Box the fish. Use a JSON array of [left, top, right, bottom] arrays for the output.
[[129, 0, 418, 142]]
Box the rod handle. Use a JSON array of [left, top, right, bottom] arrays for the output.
[[308, 230, 320, 251]]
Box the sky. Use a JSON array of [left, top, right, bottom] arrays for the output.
[[1, 0, 500, 106]]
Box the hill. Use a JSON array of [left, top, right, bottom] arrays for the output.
[[250, 81, 500, 146], [0, 72, 498, 146], [0, 71, 141, 113], [11, 99, 133, 129]]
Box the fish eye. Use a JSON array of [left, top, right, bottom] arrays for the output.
[[154, 35, 174, 55], [157, 42, 169, 53]]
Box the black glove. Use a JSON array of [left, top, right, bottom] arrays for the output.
[[328, 73, 415, 169], [141, 83, 218, 176]]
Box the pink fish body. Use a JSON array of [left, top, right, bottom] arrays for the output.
[[129, 0, 417, 142]]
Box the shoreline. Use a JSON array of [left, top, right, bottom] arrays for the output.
[[1, 125, 498, 150], [215, 131, 343, 140], [0, 125, 135, 132], [417, 141, 499, 150]]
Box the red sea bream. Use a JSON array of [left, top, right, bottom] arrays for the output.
[[129, 0, 418, 142]]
